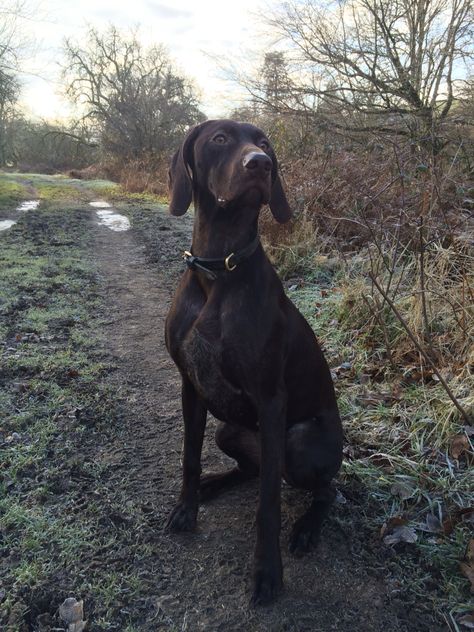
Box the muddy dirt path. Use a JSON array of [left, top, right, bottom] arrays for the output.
[[90, 210, 437, 632]]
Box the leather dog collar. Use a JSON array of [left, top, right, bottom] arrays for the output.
[[183, 235, 261, 281]]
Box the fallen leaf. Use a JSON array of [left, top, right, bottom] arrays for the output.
[[443, 508, 474, 535], [15, 332, 40, 343], [357, 387, 401, 407], [421, 513, 443, 534], [343, 445, 355, 460], [460, 539, 474, 594], [460, 562, 474, 594], [13, 382, 30, 393], [451, 434, 471, 460], [391, 480, 417, 501], [380, 515, 407, 538], [59, 597, 87, 631], [368, 453, 395, 471], [384, 525, 418, 546], [60, 597, 83, 623], [459, 613, 474, 629], [335, 489, 347, 504]]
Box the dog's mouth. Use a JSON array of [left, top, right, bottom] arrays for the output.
[[216, 180, 271, 209]]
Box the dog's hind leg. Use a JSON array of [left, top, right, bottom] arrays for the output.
[[284, 416, 343, 556], [288, 483, 336, 556], [199, 422, 259, 501]]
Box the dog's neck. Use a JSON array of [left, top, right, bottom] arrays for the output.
[[191, 199, 261, 259]]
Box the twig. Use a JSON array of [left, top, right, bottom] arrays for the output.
[[361, 293, 397, 370], [42, 130, 98, 148], [369, 273, 472, 423], [418, 213, 434, 357]]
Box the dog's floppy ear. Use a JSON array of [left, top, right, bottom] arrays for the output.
[[168, 123, 203, 216], [269, 159, 292, 223]]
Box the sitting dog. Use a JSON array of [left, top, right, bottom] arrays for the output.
[[165, 120, 343, 605]]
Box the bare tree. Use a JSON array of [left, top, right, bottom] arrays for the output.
[[254, 0, 473, 142], [0, 0, 27, 164], [62, 26, 204, 163]]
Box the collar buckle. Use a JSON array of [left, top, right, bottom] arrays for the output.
[[224, 253, 237, 271]]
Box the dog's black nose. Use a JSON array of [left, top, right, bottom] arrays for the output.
[[243, 152, 272, 174]]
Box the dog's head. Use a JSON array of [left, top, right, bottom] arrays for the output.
[[168, 120, 292, 223]]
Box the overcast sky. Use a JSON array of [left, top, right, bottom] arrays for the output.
[[17, 0, 269, 120]]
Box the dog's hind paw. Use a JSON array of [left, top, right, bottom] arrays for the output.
[[164, 502, 197, 533], [199, 467, 256, 502], [288, 516, 320, 557]]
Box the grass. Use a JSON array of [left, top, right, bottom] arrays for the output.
[[0, 181, 29, 207], [0, 182, 134, 629], [1, 170, 471, 629], [96, 184, 168, 205], [0, 174, 186, 630], [112, 187, 473, 625], [0, 171, 124, 207], [283, 250, 473, 626]]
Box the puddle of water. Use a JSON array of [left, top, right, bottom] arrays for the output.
[[17, 200, 39, 212], [89, 200, 112, 208], [0, 220, 17, 232], [96, 210, 130, 232]]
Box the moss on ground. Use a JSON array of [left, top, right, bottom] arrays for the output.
[[0, 178, 29, 207]]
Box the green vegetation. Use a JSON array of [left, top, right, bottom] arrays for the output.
[[286, 256, 473, 625], [1, 183, 129, 629], [1, 173, 471, 629], [0, 178, 29, 207]]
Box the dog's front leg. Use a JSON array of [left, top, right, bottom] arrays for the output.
[[251, 392, 286, 606], [166, 376, 207, 532]]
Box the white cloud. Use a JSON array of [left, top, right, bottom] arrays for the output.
[[17, 0, 267, 120]]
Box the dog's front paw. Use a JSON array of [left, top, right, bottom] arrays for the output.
[[165, 502, 197, 533], [288, 515, 320, 556], [250, 565, 283, 606]]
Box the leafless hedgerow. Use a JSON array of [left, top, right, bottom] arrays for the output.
[[246, 0, 474, 148], [230, 0, 474, 423]]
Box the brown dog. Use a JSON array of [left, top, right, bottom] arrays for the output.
[[165, 120, 343, 605]]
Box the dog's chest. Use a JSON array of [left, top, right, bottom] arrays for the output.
[[180, 322, 256, 426]]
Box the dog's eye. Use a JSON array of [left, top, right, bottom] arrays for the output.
[[259, 140, 270, 151], [212, 134, 227, 144]]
